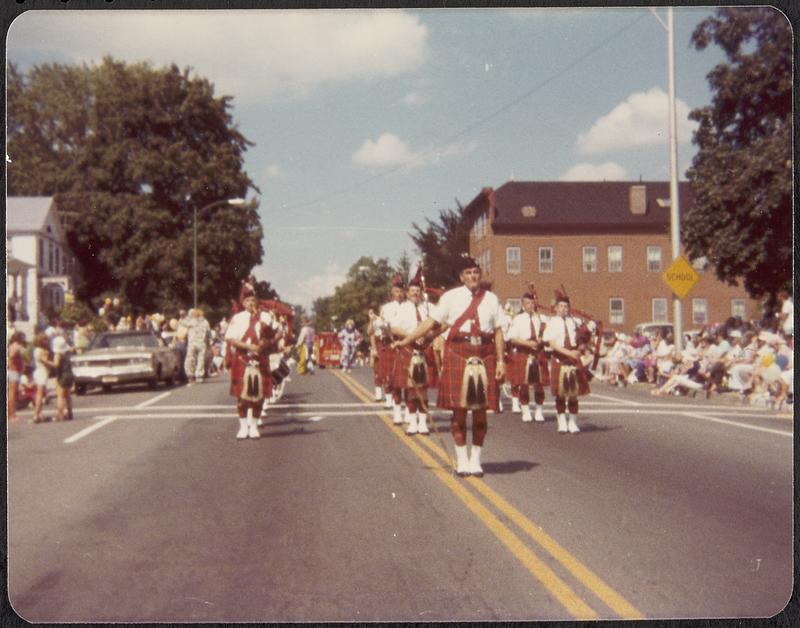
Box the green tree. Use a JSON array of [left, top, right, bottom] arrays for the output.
[[254, 280, 279, 301], [685, 8, 792, 299], [410, 201, 470, 291], [312, 256, 395, 333], [7, 57, 264, 314]]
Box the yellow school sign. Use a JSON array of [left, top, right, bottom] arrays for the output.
[[662, 255, 700, 299]]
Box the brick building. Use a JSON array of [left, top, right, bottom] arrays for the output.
[[464, 181, 760, 332]]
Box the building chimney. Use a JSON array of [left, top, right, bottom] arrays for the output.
[[629, 184, 647, 215]]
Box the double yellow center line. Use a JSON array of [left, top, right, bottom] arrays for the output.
[[332, 369, 643, 621]]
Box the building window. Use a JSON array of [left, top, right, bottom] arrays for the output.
[[48, 242, 54, 273], [608, 246, 623, 272], [506, 247, 521, 275], [582, 246, 597, 272], [39, 239, 44, 268], [609, 298, 624, 324], [538, 247, 553, 273], [56, 248, 61, 274], [731, 299, 746, 319], [647, 246, 662, 272], [506, 298, 521, 315], [477, 249, 491, 276], [473, 212, 488, 240], [652, 298, 668, 323], [692, 298, 708, 325]]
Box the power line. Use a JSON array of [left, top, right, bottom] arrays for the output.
[[276, 11, 649, 213]]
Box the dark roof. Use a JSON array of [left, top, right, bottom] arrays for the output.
[[466, 181, 694, 231]]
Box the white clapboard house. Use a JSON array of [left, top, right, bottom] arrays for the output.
[[6, 196, 78, 336]]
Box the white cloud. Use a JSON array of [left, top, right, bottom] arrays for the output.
[[7, 10, 429, 105], [559, 162, 628, 181], [352, 132, 477, 169], [576, 87, 697, 156], [352, 133, 416, 168], [277, 262, 346, 309], [264, 164, 286, 179]]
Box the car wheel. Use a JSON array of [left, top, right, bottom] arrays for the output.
[[102, 384, 112, 393], [148, 365, 162, 389], [76, 384, 87, 396]]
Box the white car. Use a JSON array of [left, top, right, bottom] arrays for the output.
[[71, 331, 180, 395]]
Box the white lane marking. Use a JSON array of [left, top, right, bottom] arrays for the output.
[[678, 411, 793, 438], [126, 402, 381, 410], [307, 415, 325, 422], [95, 411, 440, 420], [135, 391, 173, 409], [589, 392, 641, 406], [63, 416, 118, 444]]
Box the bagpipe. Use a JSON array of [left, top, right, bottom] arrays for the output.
[[405, 263, 444, 388], [546, 283, 604, 372]]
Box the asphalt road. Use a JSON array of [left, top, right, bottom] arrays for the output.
[[7, 367, 793, 622]]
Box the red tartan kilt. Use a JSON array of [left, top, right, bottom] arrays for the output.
[[438, 342, 499, 411], [507, 350, 550, 388], [549, 358, 590, 397], [391, 346, 413, 390], [424, 346, 438, 388], [379, 344, 397, 387], [391, 346, 435, 392], [229, 353, 272, 399]]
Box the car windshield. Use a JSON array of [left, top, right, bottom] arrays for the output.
[[90, 333, 159, 350]]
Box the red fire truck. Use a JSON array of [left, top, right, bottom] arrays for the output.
[[314, 331, 342, 368]]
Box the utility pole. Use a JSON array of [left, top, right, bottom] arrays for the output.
[[652, 6, 684, 354]]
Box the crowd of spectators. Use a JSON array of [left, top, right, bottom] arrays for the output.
[[593, 291, 793, 410]]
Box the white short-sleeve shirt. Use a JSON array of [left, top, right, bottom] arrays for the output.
[[393, 300, 432, 334], [429, 286, 502, 334], [508, 311, 548, 342], [541, 315, 580, 349], [379, 300, 404, 331], [224, 310, 279, 342]]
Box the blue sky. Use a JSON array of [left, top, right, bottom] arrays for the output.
[[7, 7, 737, 308]]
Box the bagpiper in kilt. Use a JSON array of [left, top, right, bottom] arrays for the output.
[[541, 290, 590, 434], [390, 274, 437, 434], [393, 255, 505, 477], [224, 294, 281, 440], [379, 274, 406, 418], [506, 291, 550, 423]]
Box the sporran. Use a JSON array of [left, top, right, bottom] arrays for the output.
[[460, 356, 488, 410]]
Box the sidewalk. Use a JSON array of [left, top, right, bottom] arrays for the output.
[[591, 378, 793, 414]]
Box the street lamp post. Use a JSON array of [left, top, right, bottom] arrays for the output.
[[193, 197, 246, 308]]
